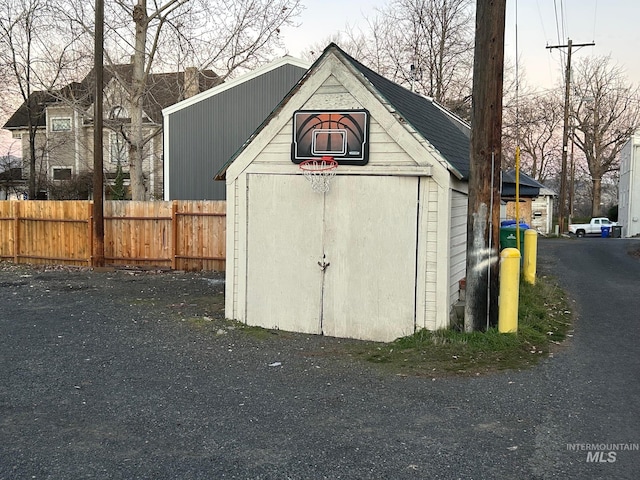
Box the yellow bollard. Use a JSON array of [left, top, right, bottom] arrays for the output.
[[523, 229, 538, 285], [499, 248, 521, 333]]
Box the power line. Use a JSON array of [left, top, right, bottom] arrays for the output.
[[592, 0, 598, 42], [553, 0, 562, 45], [560, 0, 567, 41], [536, 0, 548, 41]]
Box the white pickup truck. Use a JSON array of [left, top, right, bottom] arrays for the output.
[[568, 217, 617, 237]]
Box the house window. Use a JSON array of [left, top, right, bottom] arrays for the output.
[[52, 167, 72, 180], [51, 117, 72, 132], [110, 132, 128, 164]]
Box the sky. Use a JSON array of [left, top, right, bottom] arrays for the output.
[[279, 0, 640, 91], [3, 0, 639, 156]]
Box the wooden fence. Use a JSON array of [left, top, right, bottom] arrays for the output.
[[0, 200, 226, 271]]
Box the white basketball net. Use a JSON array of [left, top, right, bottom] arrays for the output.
[[299, 158, 338, 193]]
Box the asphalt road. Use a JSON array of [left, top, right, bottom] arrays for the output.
[[1, 238, 639, 479]]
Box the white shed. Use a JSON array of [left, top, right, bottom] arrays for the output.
[[218, 44, 470, 342]]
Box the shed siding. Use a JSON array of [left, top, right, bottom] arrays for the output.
[[449, 190, 467, 306], [167, 64, 306, 200], [225, 49, 469, 340], [530, 196, 552, 234], [423, 182, 440, 329]]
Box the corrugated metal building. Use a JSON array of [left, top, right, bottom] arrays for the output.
[[162, 56, 309, 200]]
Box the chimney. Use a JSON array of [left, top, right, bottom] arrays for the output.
[[184, 67, 199, 99]]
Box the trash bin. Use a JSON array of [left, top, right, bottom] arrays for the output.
[[600, 226, 611, 238], [612, 225, 622, 238], [500, 226, 525, 261], [501, 220, 530, 229]]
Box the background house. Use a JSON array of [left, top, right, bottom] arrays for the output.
[[3, 64, 219, 199], [162, 56, 309, 200], [501, 170, 555, 235], [219, 44, 469, 342], [618, 130, 640, 237]]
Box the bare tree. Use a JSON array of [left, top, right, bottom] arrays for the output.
[[571, 56, 640, 216], [354, 0, 474, 115], [0, 0, 88, 199], [502, 90, 564, 182], [295, 1, 475, 119], [73, 0, 303, 200]]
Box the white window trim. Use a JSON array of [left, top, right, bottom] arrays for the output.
[[51, 117, 72, 132], [52, 166, 73, 180]]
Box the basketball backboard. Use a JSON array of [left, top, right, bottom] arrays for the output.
[[291, 110, 370, 165]]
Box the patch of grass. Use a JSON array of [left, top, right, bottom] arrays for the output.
[[183, 276, 572, 378], [347, 275, 572, 377], [237, 324, 284, 340]]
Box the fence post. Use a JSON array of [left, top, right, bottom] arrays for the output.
[[88, 201, 94, 267], [171, 200, 178, 270], [498, 247, 521, 333], [13, 201, 20, 264]]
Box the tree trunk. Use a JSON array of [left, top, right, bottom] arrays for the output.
[[130, 1, 148, 201], [592, 177, 602, 217], [28, 128, 37, 199]]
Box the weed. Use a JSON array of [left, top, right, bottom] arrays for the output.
[[347, 275, 572, 377], [182, 276, 572, 378]]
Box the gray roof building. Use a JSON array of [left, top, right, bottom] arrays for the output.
[[162, 56, 310, 200]]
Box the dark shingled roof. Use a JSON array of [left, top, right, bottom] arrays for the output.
[[501, 170, 547, 197], [3, 65, 220, 129], [3, 90, 63, 129], [215, 44, 471, 180], [335, 45, 470, 179]]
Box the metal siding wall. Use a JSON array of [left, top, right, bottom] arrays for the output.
[[168, 65, 306, 200]]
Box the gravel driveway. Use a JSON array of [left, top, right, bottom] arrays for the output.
[[1, 238, 639, 479]]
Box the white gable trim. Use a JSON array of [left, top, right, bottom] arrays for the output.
[[225, 58, 337, 183], [226, 51, 456, 185], [162, 56, 310, 117]]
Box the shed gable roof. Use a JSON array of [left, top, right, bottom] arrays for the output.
[[217, 43, 470, 180], [501, 170, 554, 197], [337, 46, 470, 178]]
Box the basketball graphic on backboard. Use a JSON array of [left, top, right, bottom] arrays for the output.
[[291, 110, 370, 165]]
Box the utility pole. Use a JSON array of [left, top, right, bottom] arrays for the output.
[[93, 0, 105, 267], [569, 126, 575, 224], [546, 39, 594, 234], [464, 0, 506, 332]]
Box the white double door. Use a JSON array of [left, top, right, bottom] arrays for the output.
[[246, 173, 419, 342]]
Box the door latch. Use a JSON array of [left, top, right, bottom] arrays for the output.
[[318, 255, 330, 271]]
